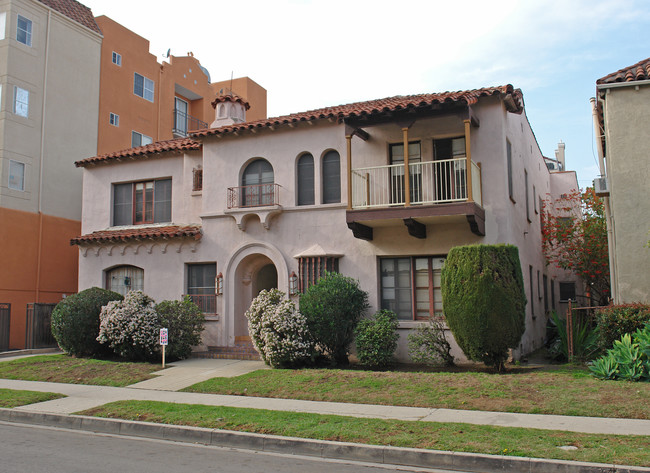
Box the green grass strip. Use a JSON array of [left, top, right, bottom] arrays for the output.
[[79, 400, 650, 467], [0, 354, 160, 387], [0, 388, 65, 408], [183, 368, 650, 419]]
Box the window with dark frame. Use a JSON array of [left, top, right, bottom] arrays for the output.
[[551, 279, 556, 309], [16, 15, 32, 46], [192, 168, 203, 191], [559, 282, 576, 302], [298, 256, 339, 293], [507, 139, 514, 202], [297, 153, 315, 205], [543, 274, 549, 313], [529, 265, 534, 318], [112, 51, 122, 66], [113, 179, 171, 226], [380, 256, 444, 321], [389, 141, 421, 203], [525, 170, 531, 222], [322, 150, 341, 204], [186, 263, 217, 314]]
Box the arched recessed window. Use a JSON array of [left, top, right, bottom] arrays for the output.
[[242, 158, 274, 206], [297, 153, 314, 205], [106, 265, 144, 296], [217, 104, 225, 118], [322, 150, 340, 204]]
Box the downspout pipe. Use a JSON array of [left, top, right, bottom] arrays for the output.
[[590, 96, 616, 303]]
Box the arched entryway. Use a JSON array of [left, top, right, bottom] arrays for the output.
[[233, 254, 278, 339], [224, 242, 289, 346]]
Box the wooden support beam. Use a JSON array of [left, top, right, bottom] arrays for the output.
[[347, 222, 373, 241], [402, 127, 411, 207], [464, 119, 473, 203], [346, 135, 353, 210], [466, 213, 485, 236], [403, 218, 426, 239], [344, 124, 370, 141]]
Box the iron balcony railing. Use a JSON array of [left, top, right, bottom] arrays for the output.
[[184, 294, 217, 315], [172, 109, 209, 137], [351, 157, 482, 209], [227, 183, 280, 209]]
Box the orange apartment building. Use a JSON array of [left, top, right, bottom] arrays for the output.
[[1, 8, 267, 350], [96, 15, 266, 155]]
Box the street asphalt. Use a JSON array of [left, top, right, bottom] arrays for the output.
[[1, 352, 649, 473]]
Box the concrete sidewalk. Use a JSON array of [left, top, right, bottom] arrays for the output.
[[1, 375, 649, 436]]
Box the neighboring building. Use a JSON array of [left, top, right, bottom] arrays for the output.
[[595, 58, 650, 304], [0, 0, 101, 349], [95, 15, 266, 155], [73, 84, 579, 361]]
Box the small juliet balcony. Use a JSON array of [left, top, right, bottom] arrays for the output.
[[346, 157, 485, 240], [184, 294, 217, 315], [173, 109, 209, 137], [225, 183, 283, 231]]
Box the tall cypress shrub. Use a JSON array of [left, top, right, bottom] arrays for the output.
[[441, 244, 526, 371]]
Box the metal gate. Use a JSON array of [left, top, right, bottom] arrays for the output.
[[0, 303, 10, 351], [25, 303, 58, 349]]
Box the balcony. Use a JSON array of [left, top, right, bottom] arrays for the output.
[[346, 157, 485, 240], [225, 183, 283, 231], [173, 109, 209, 137], [185, 294, 217, 315]]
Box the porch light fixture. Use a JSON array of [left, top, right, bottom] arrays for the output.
[[289, 271, 298, 296], [215, 272, 223, 296]]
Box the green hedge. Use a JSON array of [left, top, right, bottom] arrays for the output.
[[441, 244, 526, 371], [596, 303, 650, 351]]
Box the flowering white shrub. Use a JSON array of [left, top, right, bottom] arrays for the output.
[[97, 290, 161, 361], [245, 289, 314, 368]]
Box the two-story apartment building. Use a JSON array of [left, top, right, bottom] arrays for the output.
[[73, 85, 579, 361]]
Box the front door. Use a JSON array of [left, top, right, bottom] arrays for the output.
[[174, 97, 188, 136]]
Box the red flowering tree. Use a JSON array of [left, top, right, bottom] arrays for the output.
[[542, 188, 610, 305]]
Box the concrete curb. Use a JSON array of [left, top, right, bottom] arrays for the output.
[[1, 408, 647, 473], [0, 348, 60, 359]]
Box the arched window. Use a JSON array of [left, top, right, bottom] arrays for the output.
[[242, 159, 274, 206], [217, 104, 225, 118], [297, 153, 314, 205], [322, 150, 340, 204], [106, 266, 144, 296]]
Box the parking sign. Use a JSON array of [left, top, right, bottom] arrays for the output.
[[160, 328, 168, 346]]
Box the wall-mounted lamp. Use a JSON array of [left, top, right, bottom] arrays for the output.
[[215, 272, 223, 296], [289, 271, 298, 296]]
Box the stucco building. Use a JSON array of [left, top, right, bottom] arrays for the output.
[[73, 85, 579, 361], [594, 58, 650, 304], [95, 15, 266, 155], [0, 0, 101, 350]]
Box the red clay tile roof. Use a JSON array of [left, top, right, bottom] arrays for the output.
[[75, 138, 201, 168], [192, 85, 523, 138], [71, 225, 202, 246], [597, 57, 650, 84], [37, 0, 101, 34], [211, 93, 251, 110]]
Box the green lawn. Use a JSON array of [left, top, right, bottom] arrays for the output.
[[79, 400, 650, 467], [0, 388, 65, 408], [0, 354, 161, 387], [183, 367, 650, 419]]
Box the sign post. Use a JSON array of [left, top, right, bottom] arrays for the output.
[[160, 328, 168, 368]]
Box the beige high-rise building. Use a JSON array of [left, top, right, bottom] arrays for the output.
[[0, 0, 101, 349]]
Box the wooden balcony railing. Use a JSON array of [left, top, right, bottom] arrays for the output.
[[227, 183, 280, 209], [184, 294, 217, 314], [351, 157, 482, 209]]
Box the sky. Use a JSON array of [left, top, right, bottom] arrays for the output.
[[80, 0, 649, 188]]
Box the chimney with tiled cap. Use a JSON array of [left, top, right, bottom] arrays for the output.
[[210, 92, 250, 128]]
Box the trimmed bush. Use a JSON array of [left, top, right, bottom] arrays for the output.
[[156, 297, 206, 361], [441, 244, 526, 371], [300, 272, 369, 366], [354, 309, 399, 368], [97, 291, 160, 361], [596, 303, 650, 352], [51, 287, 123, 357], [407, 317, 454, 366], [245, 289, 314, 368]]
